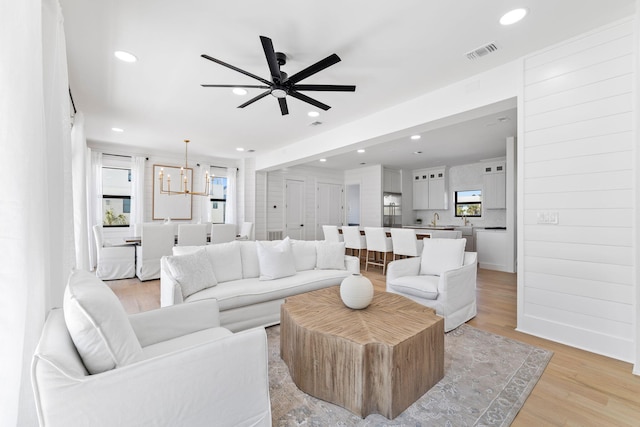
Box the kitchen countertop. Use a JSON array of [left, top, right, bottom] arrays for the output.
[[403, 225, 457, 230]]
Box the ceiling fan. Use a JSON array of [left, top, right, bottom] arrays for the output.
[[201, 36, 356, 116]]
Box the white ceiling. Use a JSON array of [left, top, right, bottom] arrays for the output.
[[59, 0, 635, 170]]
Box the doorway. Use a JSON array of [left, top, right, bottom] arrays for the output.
[[346, 184, 360, 226], [285, 179, 305, 239]]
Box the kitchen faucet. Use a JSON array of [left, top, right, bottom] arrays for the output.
[[430, 212, 439, 226]]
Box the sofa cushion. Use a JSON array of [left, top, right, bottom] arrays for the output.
[[205, 241, 243, 283], [165, 249, 217, 299], [291, 239, 318, 271], [63, 269, 143, 374], [185, 269, 353, 311], [316, 241, 346, 270], [238, 240, 283, 279], [420, 238, 466, 276], [388, 275, 439, 300], [256, 237, 296, 280]]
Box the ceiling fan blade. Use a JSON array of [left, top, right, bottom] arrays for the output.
[[288, 90, 331, 111], [201, 84, 270, 89], [238, 90, 270, 108], [287, 54, 341, 84], [201, 54, 272, 86], [259, 36, 282, 83], [278, 98, 289, 116], [292, 84, 356, 92]]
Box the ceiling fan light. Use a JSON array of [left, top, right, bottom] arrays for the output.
[[232, 88, 248, 96], [500, 8, 528, 25], [271, 88, 287, 98], [114, 50, 137, 63]]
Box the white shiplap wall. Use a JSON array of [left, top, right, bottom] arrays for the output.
[[519, 19, 635, 362], [264, 166, 345, 241], [345, 165, 383, 227]]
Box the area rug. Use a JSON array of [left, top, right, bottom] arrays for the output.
[[267, 324, 552, 426]]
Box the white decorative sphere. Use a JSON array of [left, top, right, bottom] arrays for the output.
[[340, 273, 374, 309]]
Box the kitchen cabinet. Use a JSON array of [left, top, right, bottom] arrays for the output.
[[412, 167, 447, 210], [383, 168, 402, 193], [482, 161, 506, 209], [412, 171, 429, 210], [455, 226, 474, 252], [475, 229, 508, 271]]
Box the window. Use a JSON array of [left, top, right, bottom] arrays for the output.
[[455, 190, 482, 217], [209, 174, 227, 224], [102, 167, 131, 227]]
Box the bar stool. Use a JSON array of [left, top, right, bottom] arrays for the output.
[[342, 226, 366, 261], [364, 227, 393, 274]]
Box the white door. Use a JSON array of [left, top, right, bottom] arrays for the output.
[[285, 179, 305, 240], [317, 183, 343, 238]]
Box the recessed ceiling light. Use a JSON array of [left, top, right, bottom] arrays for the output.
[[111, 127, 124, 132], [236, 147, 245, 152], [410, 135, 421, 140], [114, 51, 137, 63], [357, 149, 365, 153], [308, 111, 320, 117], [232, 88, 247, 96], [319, 158, 327, 162], [500, 8, 528, 25]]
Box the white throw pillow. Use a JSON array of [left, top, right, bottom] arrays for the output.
[[291, 239, 318, 271], [316, 241, 346, 270], [63, 269, 142, 374], [256, 237, 296, 280], [165, 249, 217, 299], [420, 238, 466, 276]]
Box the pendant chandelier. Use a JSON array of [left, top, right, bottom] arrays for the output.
[[157, 139, 211, 196]]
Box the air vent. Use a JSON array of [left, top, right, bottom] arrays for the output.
[[465, 42, 498, 60], [309, 121, 323, 126]]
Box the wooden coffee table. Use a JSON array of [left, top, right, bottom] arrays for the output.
[[280, 286, 444, 419]]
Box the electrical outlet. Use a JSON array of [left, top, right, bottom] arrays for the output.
[[537, 212, 559, 224]]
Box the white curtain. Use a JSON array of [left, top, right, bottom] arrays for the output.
[[225, 167, 237, 225], [0, 0, 73, 425], [88, 151, 103, 269], [131, 156, 146, 230], [71, 111, 90, 270]]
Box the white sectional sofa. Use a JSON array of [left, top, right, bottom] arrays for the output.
[[161, 238, 359, 332]]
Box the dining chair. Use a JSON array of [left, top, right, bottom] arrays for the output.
[[364, 227, 394, 274], [237, 222, 254, 240], [342, 226, 366, 261], [92, 225, 135, 280], [322, 225, 343, 243], [136, 223, 175, 281], [177, 223, 208, 246], [390, 228, 423, 260], [210, 223, 237, 244]]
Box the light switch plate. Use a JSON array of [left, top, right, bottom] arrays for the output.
[[537, 212, 559, 224]]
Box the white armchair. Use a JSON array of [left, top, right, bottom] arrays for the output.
[[92, 225, 135, 280], [386, 238, 477, 332], [32, 270, 271, 427]]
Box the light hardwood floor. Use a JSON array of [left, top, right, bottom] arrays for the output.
[[108, 267, 640, 426]]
